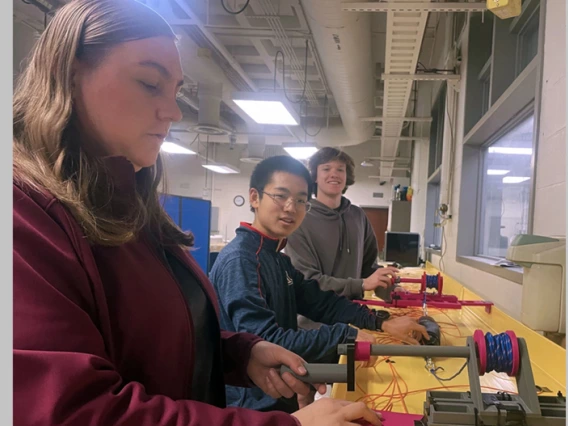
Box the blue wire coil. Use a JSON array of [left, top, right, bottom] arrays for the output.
[[485, 332, 514, 374], [425, 274, 439, 289]]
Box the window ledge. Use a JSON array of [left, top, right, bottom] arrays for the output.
[[425, 247, 442, 255], [456, 255, 523, 284]]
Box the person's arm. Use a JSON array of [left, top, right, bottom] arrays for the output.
[[286, 259, 384, 332], [359, 217, 393, 301], [286, 226, 364, 299], [13, 188, 297, 426], [213, 257, 358, 363], [220, 330, 261, 387], [361, 216, 380, 279]]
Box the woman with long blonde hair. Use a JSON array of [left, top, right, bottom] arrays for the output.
[[13, 1, 381, 425]]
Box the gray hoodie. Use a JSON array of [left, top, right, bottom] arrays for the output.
[[286, 197, 390, 301]]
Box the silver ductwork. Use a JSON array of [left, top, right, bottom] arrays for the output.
[[300, 0, 376, 146]]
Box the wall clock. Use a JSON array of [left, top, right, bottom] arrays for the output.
[[234, 195, 245, 207]]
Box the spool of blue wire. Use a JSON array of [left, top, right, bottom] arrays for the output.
[[425, 274, 439, 290], [485, 332, 514, 375]]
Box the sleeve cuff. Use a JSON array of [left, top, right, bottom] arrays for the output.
[[347, 326, 359, 340], [349, 279, 365, 299]]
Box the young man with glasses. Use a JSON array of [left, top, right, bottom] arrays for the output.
[[209, 155, 427, 414]]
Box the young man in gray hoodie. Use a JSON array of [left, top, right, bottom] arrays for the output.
[[286, 147, 397, 303]]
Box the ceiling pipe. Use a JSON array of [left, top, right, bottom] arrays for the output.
[[299, 0, 376, 146]]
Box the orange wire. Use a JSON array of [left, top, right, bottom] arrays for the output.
[[353, 305, 516, 412]]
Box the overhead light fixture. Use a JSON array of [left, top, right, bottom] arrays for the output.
[[160, 141, 196, 155], [487, 169, 510, 175], [361, 160, 374, 167], [503, 176, 530, 184], [282, 144, 319, 160], [202, 163, 240, 174], [232, 91, 300, 126], [488, 147, 532, 155]]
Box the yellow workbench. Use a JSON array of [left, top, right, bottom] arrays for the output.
[[331, 263, 566, 414]]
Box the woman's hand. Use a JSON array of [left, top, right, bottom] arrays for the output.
[[246, 341, 327, 399], [292, 399, 382, 426]]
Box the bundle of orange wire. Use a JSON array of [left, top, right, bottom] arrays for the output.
[[352, 305, 477, 412]]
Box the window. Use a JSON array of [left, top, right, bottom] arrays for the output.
[[425, 85, 446, 250], [428, 84, 446, 177], [479, 60, 491, 116], [425, 182, 442, 249], [477, 114, 534, 258]]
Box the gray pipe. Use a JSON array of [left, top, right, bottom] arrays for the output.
[[280, 364, 348, 384], [338, 344, 471, 359]]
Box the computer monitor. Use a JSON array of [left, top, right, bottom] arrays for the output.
[[384, 232, 420, 267]]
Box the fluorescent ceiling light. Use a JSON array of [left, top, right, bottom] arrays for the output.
[[361, 160, 374, 167], [161, 141, 196, 155], [488, 147, 532, 155], [202, 163, 240, 174], [232, 91, 300, 126], [503, 176, 530, 184], [487, 169, 510, 175], [283, 145, 318, 160]]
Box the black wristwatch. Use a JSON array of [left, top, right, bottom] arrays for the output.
[[374, 310, 390, 332]]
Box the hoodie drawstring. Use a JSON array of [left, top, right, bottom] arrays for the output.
[[340, 214, 350, 254]]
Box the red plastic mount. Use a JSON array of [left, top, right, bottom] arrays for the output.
[[354, 342, 372, 361], [473, 329, 487, 375], [506, 330, 520, 377]]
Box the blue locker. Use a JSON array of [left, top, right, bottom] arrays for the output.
[[160, 194, 211, 273], [180, 197, 211, 273]]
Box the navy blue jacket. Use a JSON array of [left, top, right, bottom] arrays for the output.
[[209, 223, 381, 411]]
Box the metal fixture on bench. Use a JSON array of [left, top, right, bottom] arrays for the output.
[[281, 331, 566, 425], [359, 273, 494, 312]]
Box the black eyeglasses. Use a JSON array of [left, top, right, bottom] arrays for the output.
[[260, 191, 312, 212]]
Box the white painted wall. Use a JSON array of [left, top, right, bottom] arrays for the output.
[[162, 143, 254, 241], [533, 0, 566, 238], [412, 3, 567, 321], [163, 140, 411, 241], [342, 141, 410, 208]]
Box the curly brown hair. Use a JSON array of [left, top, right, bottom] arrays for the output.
[[308, 147, 356, 195]]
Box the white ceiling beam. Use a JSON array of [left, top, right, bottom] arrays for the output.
[[371, 136, 429, 142], [171, 0, 259, 91], [380, 73, 461, 82], [366, 157, 411, 162], [361, 116, 432, 123], [341, 2, 487, 13]]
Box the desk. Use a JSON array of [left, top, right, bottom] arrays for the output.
[[331, 263, 566, 414]]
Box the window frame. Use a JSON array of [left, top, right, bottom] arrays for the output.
[[454, 1, 546, 283], [515, 5, 540, 77], [474, 105, 536, 260]]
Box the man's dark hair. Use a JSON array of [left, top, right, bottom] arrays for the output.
[[249, 155, 313, 212], [308, 147, 356, 195]]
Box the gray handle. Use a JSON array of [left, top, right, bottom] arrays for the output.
[[337, 343, 470, 359], [280, 364, 348, 384]]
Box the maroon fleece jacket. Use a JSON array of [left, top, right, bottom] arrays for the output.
[[13, 159, 299, 426]]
